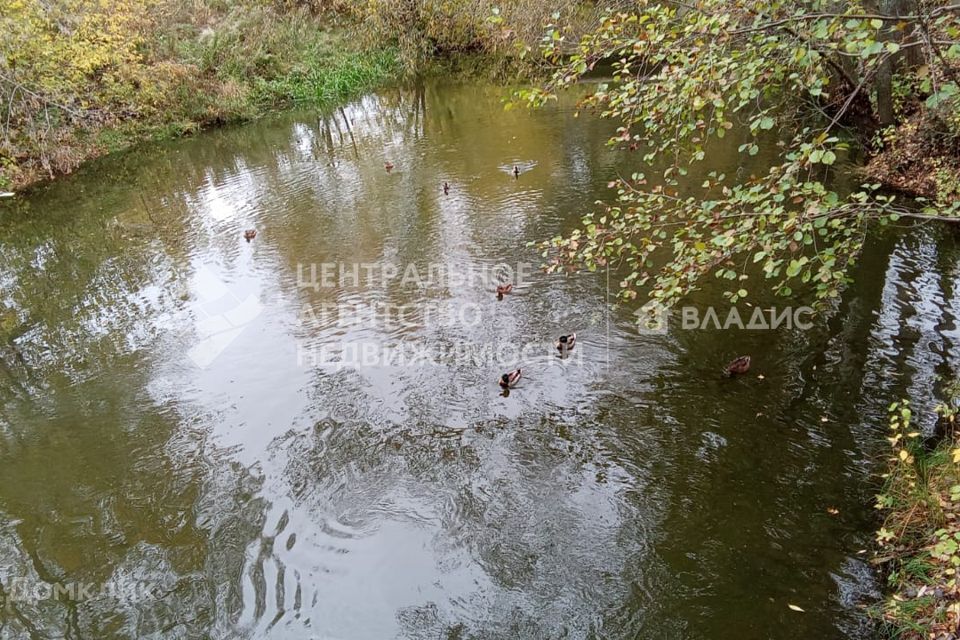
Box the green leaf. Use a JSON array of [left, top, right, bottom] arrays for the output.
[[926, 83, 959, 108]]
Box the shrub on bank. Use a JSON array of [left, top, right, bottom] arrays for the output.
[[0, 0, 398, 190], [875, 395, 960, 637]]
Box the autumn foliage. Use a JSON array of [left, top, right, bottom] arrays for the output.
[[0, 0, 397, 189], [522, 0, 960, 311]]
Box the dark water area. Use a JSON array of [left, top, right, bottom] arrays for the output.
[[1, 80, 959, 639]]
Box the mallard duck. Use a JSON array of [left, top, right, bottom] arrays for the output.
[[443, 181, 450, 195], [496, 283, 513, 300], [499, 368, 522, 388], [244, 229, 257, 242], [384, 161, 394, 173], [723, 355, 751, 376], [513, 165, 520, 179], [556, 333, 577, 353]]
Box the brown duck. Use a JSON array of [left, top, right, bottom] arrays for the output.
[[244, 229, 257, 242], [723, 355, 751, 376], [499, 369, 522, 389], [496, 283, 513, 300], [556, 333, 577, 353]]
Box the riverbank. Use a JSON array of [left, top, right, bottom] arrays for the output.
[[875, 395, 960, 637], [865, 111, 960, 203], [0, 2, 401, 192], [2, 0, 624, 193]]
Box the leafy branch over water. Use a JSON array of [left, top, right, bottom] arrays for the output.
[[518, 0, 960, 309]]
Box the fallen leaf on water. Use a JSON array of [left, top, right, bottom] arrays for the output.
[[757, 374, 765, 380], [788, 604, 805, 612], [827, 507, 839, 515], [820, 416, 829, 423]]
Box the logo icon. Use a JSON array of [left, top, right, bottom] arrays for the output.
[[186, 266, 263, 368]]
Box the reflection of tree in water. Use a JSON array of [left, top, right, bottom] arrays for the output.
[[0, 360, 269, 637], [636, 223, 960, 640], [273, 397, 665, 638], [5, 80, 958, 638], [0, 195, 184, 392], [0, 183, 273, 636]]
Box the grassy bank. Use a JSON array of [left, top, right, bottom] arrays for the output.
[[0, 0, 631, 192], [875, 395, 960, 637], [0, 1, 401, 191]]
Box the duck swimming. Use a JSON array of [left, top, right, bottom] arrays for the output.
[[556, 333, 577, 353], [496, 283, 513, 300], [443, 181, 450, 195], [513, 165, 520, 179], [499, 369, 522, 388], [244, 229, 257, 242], [723, 355, 751, 376], [384, 161, 394, 173]]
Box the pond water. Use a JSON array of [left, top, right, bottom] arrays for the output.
[[1, 80, 959, 639]]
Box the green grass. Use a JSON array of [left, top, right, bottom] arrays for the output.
[[76, 43, 399, 185], [253, 48, 400, 107], [71, 35, 398, 190], [1, 2, 404, 191], [874, 400, 960, 639]]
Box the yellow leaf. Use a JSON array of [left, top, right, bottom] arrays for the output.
[[788, 604, 805, 612], [899, 449, 909, 461]]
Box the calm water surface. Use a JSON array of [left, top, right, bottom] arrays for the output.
[[1, 81, 959, 639]]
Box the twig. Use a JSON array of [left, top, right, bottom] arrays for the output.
[[729, 4, 960, 35]]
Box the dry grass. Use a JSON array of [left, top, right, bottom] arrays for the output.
[[0, 0, 398, 191]]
